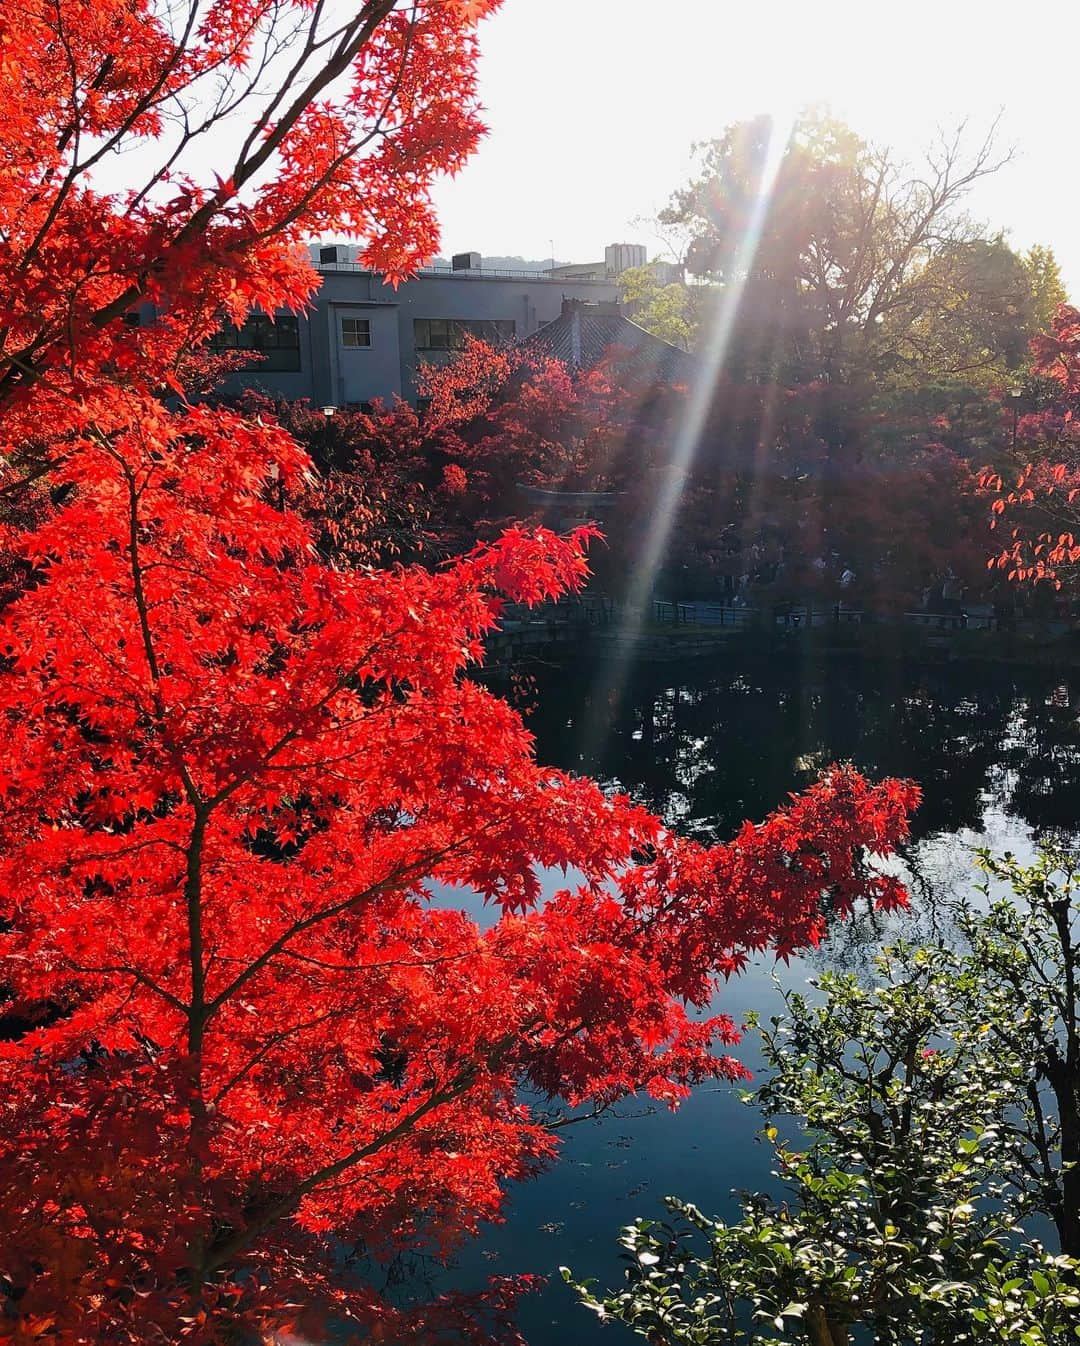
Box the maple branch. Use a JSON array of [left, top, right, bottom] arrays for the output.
[[154, 0, 401, 261], [14, 0, 205, 287], [185, 808, 210, 1054], [243, 2, 422, 245], [64, 837, 188, 866], [202, 1072, 477, 1273], [201, 1024, 530, 1275], [0, 451, 65, 500], [0, 0, 404, 403], [201, 1001, 590, 1280], [125, 3, 311, 217], [199, 636, 407, 813], [182, 804, 213, 1285], [63, 960, 188, 1014], [93, 427, 205, 812], [211, 1004, 354, 1105], [542, 1099, 656, 1131], [281, 947, 475, 973], [202, 829, 488, 1016]]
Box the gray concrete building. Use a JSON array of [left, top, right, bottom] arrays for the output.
[[214, 244, 630, 408]]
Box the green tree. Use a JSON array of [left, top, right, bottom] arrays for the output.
[[662, 112, 1033, 382], [566, 851, 1080, 1343], [618, 264, 699, 351], [1024, 245, 1070, 332], [968, 851, 1080, 1254], [888, 236, 1037, 379]]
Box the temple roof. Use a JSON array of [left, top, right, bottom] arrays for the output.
[[519, 300, 694, 386]]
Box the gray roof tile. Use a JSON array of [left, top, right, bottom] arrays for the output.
[[520, 305, 694, 386]]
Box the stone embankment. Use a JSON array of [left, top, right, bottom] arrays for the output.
[[481, 596, 1080, 674]]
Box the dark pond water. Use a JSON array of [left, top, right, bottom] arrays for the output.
[[434, 651, 1080, 1344]]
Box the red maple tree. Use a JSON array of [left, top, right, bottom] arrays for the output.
[[982, 305, 1080, 589], [256, 341, 992, 611], [0, 1, 920, 1341], [243, 337, 679, 572]]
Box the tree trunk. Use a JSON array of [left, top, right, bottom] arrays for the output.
[[1058, 1105, 1080, 1257], [805, 1302, 848, 1346]]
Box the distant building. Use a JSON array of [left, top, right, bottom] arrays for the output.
[[544, 242, 647, 283], [213, 243, 660, 408], [545, 247, 684, 288]]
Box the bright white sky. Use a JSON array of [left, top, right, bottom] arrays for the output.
[[430, 0, 1080, 295]]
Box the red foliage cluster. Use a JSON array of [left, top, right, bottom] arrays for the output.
[[389, 338, 665, 540], [460, 359, 992, 607], [243, 341, 994, 611], [420, 344, 646, 519], [0, 0, 921, 1340], [0, 397, 919, 1341], [983, 306, 1080, 588], [244, 338, 676, 572]]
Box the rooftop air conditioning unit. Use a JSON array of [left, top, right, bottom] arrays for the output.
[[313, 243, 358, 266]]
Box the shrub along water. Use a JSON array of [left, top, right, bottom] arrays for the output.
[[567, 850, 1080, 1344]]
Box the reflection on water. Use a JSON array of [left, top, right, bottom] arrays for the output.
[[528, 655, 1080, 845], [447, 654, 1080, 1344]]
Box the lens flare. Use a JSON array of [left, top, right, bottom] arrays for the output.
[[578, 112, 797, 764], [625, 111, 794, 622]]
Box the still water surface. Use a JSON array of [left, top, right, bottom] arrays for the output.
[[440, 652, 1080, 1344]]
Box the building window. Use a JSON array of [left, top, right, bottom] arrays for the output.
[[413, 318, 516, 351], [208, 314, 301, 372], [341, 317, 372, 348]]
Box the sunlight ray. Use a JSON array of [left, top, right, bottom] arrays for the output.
[[621, 111, 795, 625], [578, 113, 797, 767]]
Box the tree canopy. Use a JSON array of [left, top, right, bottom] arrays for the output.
[[0, 2, 923, 1342], [662, 112, 1048, 383], [568, 850, 1080, 1344]]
